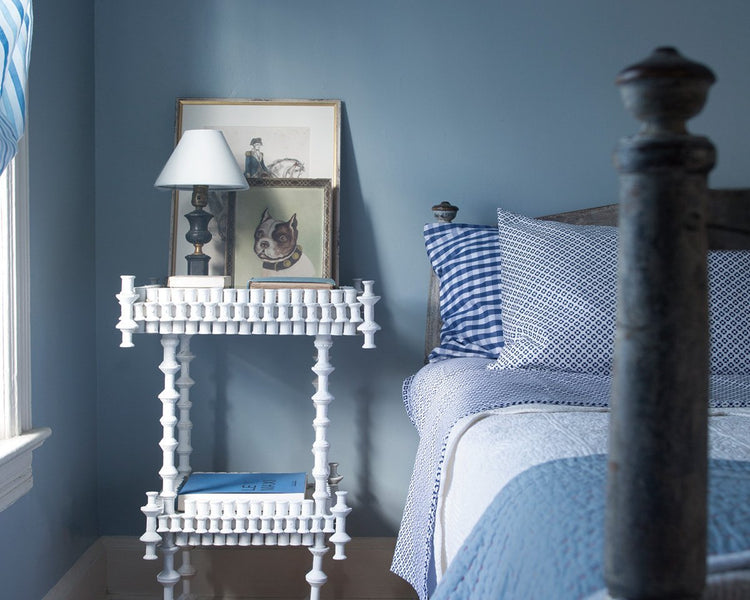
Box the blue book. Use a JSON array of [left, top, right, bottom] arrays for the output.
[[177, 472, 307, 510]]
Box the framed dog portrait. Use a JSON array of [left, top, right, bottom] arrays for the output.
[[167, 99, 341, 280], [229, 179, 335, 286]]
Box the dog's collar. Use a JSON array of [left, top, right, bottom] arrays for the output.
[[263, 245, 304, 271]]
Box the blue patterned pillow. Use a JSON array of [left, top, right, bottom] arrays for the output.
[[708, 251, 750, 374], [489, 208, 750, 375], [424, 222, 504, 361], [489, 209, 617, 373]]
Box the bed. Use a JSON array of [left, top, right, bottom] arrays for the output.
[[391, 47, 750, 600]]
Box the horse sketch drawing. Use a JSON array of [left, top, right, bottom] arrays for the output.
[[267, 158, 305, 178]]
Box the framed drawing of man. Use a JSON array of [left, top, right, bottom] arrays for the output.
[[229, 179, 334, 286], [168, 99, 341, 281]]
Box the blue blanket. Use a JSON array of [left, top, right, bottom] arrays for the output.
[[432, 455, 750, 600]]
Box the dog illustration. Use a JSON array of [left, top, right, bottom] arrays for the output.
[[253, 208, 316, 277]]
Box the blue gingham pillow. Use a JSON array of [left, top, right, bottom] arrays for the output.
[[424, 222, 504, 361], [489, 207, 750, 375]]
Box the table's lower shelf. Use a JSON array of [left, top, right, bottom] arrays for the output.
[[171, 525, 334, 548], [142, 490, 352, 557]]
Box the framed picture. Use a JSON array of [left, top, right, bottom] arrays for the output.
[[168, 99, 341, 280], [229, 179, 334, 286]]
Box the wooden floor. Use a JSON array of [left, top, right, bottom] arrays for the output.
[[105, 596, 417, 600], [42, 536, 418, 600], [102, 536, 418, 600], [104, 595, 417, 600]]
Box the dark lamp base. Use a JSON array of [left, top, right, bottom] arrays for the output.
[[186, 253, 211, 276]]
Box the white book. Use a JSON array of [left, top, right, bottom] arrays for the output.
[[167, 275, 232, 289]]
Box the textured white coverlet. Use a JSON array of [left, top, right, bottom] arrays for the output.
[[435, 406, 750, 583]]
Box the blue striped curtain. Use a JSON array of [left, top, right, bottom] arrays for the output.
[[0, 0, 31, 174]]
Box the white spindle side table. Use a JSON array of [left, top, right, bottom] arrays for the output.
[[116, 276, 380, 600]]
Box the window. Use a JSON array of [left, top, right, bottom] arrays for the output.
[[0, 138, 49, 511]]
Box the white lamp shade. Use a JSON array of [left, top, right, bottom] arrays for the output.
[[154, 129, 249, 191]]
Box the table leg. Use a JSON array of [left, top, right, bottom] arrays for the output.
[[306, 334, 334, 599]]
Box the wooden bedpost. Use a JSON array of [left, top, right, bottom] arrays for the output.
[[606, 48, 716, 599], [425, 201, 459, 362]]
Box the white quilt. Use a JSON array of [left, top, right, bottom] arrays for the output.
[[435, 405, 750, 583]]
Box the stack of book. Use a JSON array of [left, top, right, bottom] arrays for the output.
[[176, 471, 308, 511]]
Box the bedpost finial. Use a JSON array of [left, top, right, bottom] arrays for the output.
[[432, 201, 459, 223], [616, 47, 715, 134]]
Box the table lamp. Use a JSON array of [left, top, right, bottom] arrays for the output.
[[155, 129, 248, 277]]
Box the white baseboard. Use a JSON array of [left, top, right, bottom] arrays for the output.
[[45, 536, 416, 600]]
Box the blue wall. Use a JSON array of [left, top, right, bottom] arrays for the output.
[[0, 1, 98, 599], [4, 1, 750, 598], [94, 0, 750, 541]]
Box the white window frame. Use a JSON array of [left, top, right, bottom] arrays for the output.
[[0, 136, 50, 512]]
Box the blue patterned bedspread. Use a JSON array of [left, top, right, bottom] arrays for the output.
[[432, 455, 750, 600]]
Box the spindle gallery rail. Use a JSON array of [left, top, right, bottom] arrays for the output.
[[116, 276, 380, 347], [141, 494, 352, 554], [116, 275, 380, 600]]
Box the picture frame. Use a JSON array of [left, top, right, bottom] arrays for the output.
[[229, 178, 334, 286], [168, 99, 341, 281]]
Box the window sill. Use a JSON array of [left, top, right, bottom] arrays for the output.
[[0, 427, 51, 511]]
